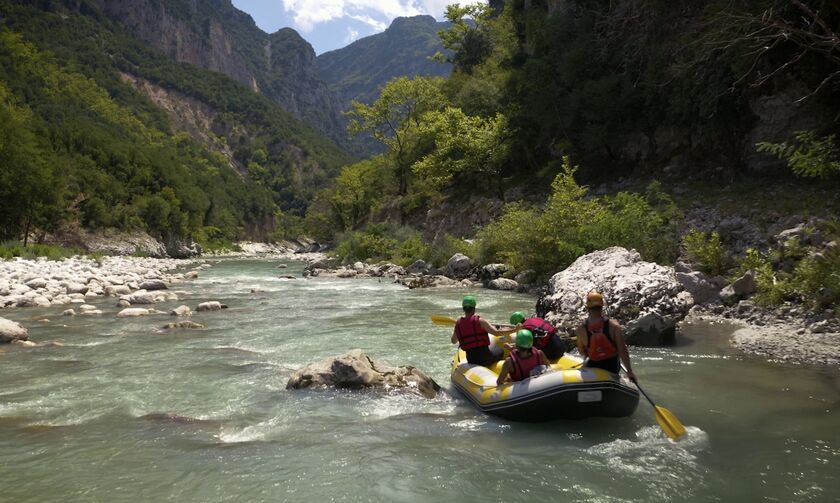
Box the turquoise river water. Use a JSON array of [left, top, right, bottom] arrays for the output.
[[0, 258, 837, 502]]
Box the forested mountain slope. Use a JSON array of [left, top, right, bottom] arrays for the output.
[[0, 0, 352, 246], [317, 15, 452, 112], [89, 0, 346, 143]]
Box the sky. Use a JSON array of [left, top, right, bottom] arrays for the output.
[[231, 0, 459, 54]]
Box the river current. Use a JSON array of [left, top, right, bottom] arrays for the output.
[[0, 258, 837, 502]]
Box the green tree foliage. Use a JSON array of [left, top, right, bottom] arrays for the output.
[[0, 0, 353, 245], [0, 28, 275, 243], [0, 82, 59, 241], [435, 3, 495, 73], [682, 230, 729, 276], [412, 107, 509, 193], [347, 76, 447, 198], [757, 131, 840, 179]]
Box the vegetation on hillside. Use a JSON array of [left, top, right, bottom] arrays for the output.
[[0, 0, 352, 247], [310, 0, 839, 310]]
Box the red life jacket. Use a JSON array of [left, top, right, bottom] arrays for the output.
[[508, 348, 543, 382], [523, 317, 556, 349], [583, 317, 617, 361], [455, 314, 490, 350]]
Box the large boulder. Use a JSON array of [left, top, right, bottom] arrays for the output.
[[286, 349, 440, 399], [720, 270, 757, 305], [139, 279, 168, 291], [488, 278, 519, 291], [396, 275, 459, 289], [676, 270, 720, 304], [479, 263, 509, 285], [536, 247, 693, 345], [0, 317, 28, 343], [405, 260, 429, 275], [446, 253, 473, 278]]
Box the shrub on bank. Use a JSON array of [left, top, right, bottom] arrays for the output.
[[475, 158, 680, 279], [733, 240, 840, 310], [682, 230, 728, 276], [0, 241, 91, 261], [334, 224, 430, 267]]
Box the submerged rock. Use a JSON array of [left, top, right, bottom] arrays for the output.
[[170, 305, 192, 317], [161, 321, 204, 330], [117, 308, 151, 317], [286, 349, 440, 399], [196, 301, 226, 312], [537, 247, 692, 345]]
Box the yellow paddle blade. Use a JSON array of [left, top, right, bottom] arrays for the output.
[[654, 405, 686, 440], [431, 315, 457, 326]]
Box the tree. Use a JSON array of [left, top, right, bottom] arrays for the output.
[[412, 107, 510, 195], [346, 76, 446, 203], [0, 83, 57, 243], [328, 158, 386, 231], [435, 3, 495, 74]]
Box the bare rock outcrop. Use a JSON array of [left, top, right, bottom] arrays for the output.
[[537, 247, 693, 345]]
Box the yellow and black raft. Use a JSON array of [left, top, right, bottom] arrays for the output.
[[450, 339, 640, 422]]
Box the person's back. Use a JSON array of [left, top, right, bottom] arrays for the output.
[[574, 291, 636, 382]]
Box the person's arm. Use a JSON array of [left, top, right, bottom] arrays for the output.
[[539, 350, 550, 366], [451, 327, 458, 345], [575, 326, 588, 356], [612, 320, 636, 382], [480, 318, 518, 337], [496, 359, 512, 386]]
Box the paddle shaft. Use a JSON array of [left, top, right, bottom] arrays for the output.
[[620, 363, 654, 406]]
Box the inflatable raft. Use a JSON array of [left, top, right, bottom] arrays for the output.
[[450, 340, 639, 422]]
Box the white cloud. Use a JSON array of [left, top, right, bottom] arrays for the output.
[[344, 27, 360, 44], [280, 0, 471, 33]]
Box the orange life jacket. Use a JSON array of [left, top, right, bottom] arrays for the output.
[[508, 348, 543, 382], [455, 314, 490, 350], [583, 317, 617, 361]]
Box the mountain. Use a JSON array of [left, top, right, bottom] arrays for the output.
[[90, 0, 345, 142], [317, 15, 452, 112], [0, 0, 352, 245]]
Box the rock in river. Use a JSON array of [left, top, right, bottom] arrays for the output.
[[286, 349, 440, 399], [537, 247, 693, 345], [0, 317, 28, 343]]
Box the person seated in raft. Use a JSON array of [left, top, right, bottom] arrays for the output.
[[496, 329, 551, 385], [509, 311, 566, 360], [575, 291, 636, 382], [451, 295, 519, 366]]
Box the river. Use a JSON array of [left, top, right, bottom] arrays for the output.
[[0, 258, 837, 502]]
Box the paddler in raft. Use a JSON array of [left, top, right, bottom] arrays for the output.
[[575, 291, 637, 383], [509, 311, 566, 360], [451, 295, 519, 366], [496, 329, 551, 385]]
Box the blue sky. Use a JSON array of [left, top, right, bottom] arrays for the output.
[[231, 0, 461, 54]]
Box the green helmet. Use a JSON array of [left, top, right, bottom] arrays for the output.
[[510, 311, 526, 324], [462, 295, 476, 309], [515, 329, 534, 349]]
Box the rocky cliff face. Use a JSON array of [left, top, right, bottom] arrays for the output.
[[94, 0, 344, 142]]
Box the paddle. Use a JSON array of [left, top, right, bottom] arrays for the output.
[[622, 364, 686, 440], [431, 315, 515, 329], [431, 315, 456, 326]]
